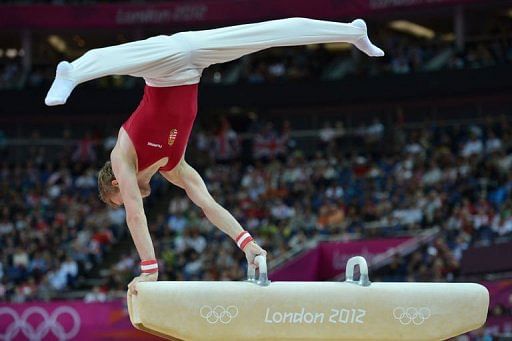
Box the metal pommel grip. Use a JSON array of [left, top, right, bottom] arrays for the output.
[[247, 255, 270, 286], [345, 256, 371, 287]]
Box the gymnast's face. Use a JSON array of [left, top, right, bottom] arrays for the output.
[[109, 190, 123, 207], [109, 179, 151, 207]]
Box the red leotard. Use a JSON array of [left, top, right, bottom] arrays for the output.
[[122, 84, 198, 172]]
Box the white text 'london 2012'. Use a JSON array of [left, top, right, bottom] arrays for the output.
[[264, 308, 366, 324]]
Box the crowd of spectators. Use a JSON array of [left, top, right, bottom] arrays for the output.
[[1, 29, 511, 90], [1, 113, 512, 308], [0, 137, 129, 302], [95, 114, 512, 297], [202, 33, 512, 83]]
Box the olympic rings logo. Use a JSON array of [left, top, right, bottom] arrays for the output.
[[200, 305, 239, 324], [0, 306, 81, 341], [393, 307, 431, 326]]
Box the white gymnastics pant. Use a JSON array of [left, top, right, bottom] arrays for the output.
[[68, 17, 368, 87]]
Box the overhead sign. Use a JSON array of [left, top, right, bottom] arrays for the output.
[[0, 0, 485, 29]]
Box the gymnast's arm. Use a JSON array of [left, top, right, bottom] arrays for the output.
[[111, 153, 158, 293], [161, 159, 267, 266]]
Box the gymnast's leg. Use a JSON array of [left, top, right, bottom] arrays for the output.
[[45, 18, 383, 105], [179, 17, 384, 69], [44, 34, 192, 106]]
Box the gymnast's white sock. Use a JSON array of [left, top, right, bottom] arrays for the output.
[[351, 19, 385, 57], [45, 61, 77, 106]]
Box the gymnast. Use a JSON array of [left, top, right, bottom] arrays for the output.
[[44, 17, 384, 295]]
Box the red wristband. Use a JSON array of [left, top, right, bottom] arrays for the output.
[[140, 259, 158, 274], [236, 231, 254, 250]]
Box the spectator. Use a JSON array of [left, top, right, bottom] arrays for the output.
[[462, 133, 483, 157], [72, 132, 97, 164], [213, 118, 240, 162], [84, 286, 107, 303]]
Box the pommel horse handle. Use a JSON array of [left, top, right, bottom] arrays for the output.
[[345, 256, 371, 287], [247, 255, 270, 286]]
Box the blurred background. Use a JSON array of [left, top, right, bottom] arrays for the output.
[[1, 0, 512, 340]]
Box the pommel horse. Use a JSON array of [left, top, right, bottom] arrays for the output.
[[128, 256, 489, 340]]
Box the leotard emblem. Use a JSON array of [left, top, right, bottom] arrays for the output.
[[168, 129, 178, 146]]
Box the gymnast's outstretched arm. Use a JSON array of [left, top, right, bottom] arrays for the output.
[[160, 159, 267, 267], [110, 152, 158, 295]]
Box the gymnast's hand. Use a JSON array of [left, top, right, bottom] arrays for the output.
[[244, 241, 268, 268], [128, 271, 158, 296]]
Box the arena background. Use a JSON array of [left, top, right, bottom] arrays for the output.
[[1, 0, 512, 340]]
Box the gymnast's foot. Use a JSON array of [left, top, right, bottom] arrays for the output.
[[351, 19, 385, 57], [45, 61, 76, 106]]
